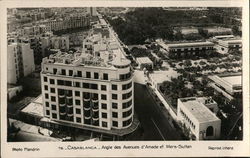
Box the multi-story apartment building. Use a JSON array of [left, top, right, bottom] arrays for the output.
[[166, 41, 215, 58], [177, 97, 221, 140], [7, 39, 35, 84], [40, 16, 90, 32], [41, 49, 134, 131]]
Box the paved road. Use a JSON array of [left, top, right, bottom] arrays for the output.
[[134, 83, 182, 140]]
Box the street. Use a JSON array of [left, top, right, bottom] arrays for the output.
[[134, 83, 182, 140]]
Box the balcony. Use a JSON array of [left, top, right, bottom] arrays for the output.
[[59, 98, 65, 104], [92, 102, 99, 109], [92, 111, 99, 118], [92, 120, 99, 126], [84, 110, 91, 117], [60, 111, 66, 115], [84, 101, 91, 109], [66, 107, 73, 114], [59, 103, 66, 107], [58, 93, 65, 98], [67, 113, 73, 117]]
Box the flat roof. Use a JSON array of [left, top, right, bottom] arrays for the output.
[[221, 75, 242, 86], [167, 41, 214, 48], [136, 57, 153, 64], [21, 95, 44, 117], [209, 74, 242, 87], [180, 97, 220, 123]]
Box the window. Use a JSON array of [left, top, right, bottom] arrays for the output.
[[122, 100, 132, 109], [45, 102, 49, 107], [53, 68, 57, 74], [44, 77, 47, 82], [112, 94, 117, 100], [101, 103, 107, 109], [65, 81, 72, 86], [75, 91, 80, 96], [51, 96, 56, 102], [91, 84, 98, 90], [123, 109, 132, 118], [61, 69, 66, 75], [122, 91, 132, 99], [50, 88, 55, 93], [103, 73, 108, 80], [119, 72, 131, 80], [76, 117, 81, 123], [94, 72, 99, 79], [57, 80, 64, 85], [75, 82, 80, 87], [122, 82, 132, 90], [112, 84, 117, 90], [46, 110, 50, 115], [45, 93, 49, 99], [102, 113, 107, 118], [52, 113, 57, 119], [112, 103, 118, 109], [75, 99, 80, 105], [86, 72, 91, 78], [83, 83, 90, 88], [123, 118, 132, 127], [112, 112, 118, 118], [112, 121, 118, 127], [44, 85, 48, 90], [101, 94, 107, 100], [77, 71, 82, 77], [69, 70, 73, 76], [51, 104, 57, 110], [76, 108, 81, 114], [102, 121, 107, 127], [49, 79, 55, 84], [101, 85, 106, 91]]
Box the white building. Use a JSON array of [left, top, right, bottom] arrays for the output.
[[216, 39, 242, 54], [208, 74, 242, 100], [7, 41, 35, 84], [177, 97, 221, 140], [41, 48, 134, 131], [166, 41, 215, 58], [136, 57, 153, 70]]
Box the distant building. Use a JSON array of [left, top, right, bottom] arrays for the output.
[[136, 57, 153, 70], [177, 97, 221, 140], [166, 41, 215, 58], [216, 39, 242, 54], [208, 74, 242, 100], [203, 27, 232, 36], [212, 35, 235, 41], [7, 40, 35, 84], [87, 7, 97, 16]]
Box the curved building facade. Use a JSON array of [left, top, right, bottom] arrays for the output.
[[41, 50, 134, 131]]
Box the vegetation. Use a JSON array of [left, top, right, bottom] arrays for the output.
[[107, 7, 242, 45]]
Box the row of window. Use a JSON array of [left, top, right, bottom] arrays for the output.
[[44, 77, 132, 91], [50, 68, 109, 80], [171, 47, 214, 52], [180, 109, 196, 130], [46, 109, 131, 128]]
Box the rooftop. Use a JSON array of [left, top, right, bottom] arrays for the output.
[[136, 57, 153, 64], [221, 75, 242, 86], [167, 41, 214, 48], [179, 97, 220, 123], [21, 95, 43, 117], [209, 74, 242, 87]]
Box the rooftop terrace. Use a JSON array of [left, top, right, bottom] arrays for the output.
[[179, 97, 220, 123]]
